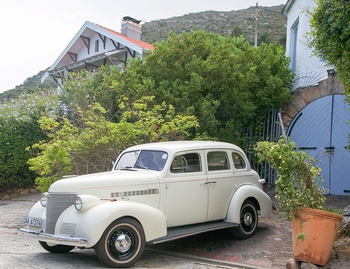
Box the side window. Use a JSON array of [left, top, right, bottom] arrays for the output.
[[170, 153, 201, 173], [207, 151, 230, 171], [232, 152, 246, 169]]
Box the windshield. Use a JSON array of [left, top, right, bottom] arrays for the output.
[[114, 150, 168, 171]]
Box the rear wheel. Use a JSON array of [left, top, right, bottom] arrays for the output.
[[95, 217, 145, 268], [39, 241, 75, 253], [230, 200, 258, 239]]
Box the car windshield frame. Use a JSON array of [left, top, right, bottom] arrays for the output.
[[114, 150, 168, 171]]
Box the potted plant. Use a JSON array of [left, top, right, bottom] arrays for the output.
[[255, 136, 343, 266]]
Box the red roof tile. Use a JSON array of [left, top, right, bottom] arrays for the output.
[[93, 23, 154, 51]]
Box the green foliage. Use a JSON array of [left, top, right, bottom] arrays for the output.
[[28, 98, 198, 192], [231, 27, 243, 38], [120, 96, 199, 142], [57, 31, 292, 151], [255, 137, 327, 220], [58, 66, 122, 121], [308, 0, 350, 93], [3, 30, 293, 192], [143, 31, 293, 147], [0, 90, 57, 190]]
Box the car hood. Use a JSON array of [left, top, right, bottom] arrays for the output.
[[48, 170, 160, 198]]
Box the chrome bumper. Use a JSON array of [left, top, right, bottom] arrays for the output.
[[17, 228, 89, 247]]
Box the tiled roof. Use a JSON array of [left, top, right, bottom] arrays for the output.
[[93, 23, 154, 51]]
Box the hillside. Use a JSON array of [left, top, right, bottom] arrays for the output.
[[0, 70, 56, 101], [0, 5, 286, 100], [141, 5, 286, 46]]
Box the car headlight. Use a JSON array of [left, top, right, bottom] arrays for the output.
[[74, 195, 100, 212], [40, 193, 48, 207], [74, 196, 83, 211]]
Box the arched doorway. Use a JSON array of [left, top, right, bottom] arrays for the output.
[[287, 94, 350, 195]]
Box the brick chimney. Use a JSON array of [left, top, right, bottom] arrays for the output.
[[121, 16, 141, 40]]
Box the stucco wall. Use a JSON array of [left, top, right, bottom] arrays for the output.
[[285, 0, 331, 90]]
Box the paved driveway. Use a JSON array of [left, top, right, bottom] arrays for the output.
[[0, 193, 238, 269], [1, 192, 349, 269], [0, 229, 236, 269]]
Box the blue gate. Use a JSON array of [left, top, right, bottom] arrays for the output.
[[287, 94, 350, 195]]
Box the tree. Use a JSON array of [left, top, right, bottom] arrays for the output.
[[143, 31, 293, 147], [308, 0, 350, 93], [57, 31, 293, 150], [231, 26, 243, 38], [58, 66, 122, 121], [0, 90, 57, 190], [28, 97, 199, 192]]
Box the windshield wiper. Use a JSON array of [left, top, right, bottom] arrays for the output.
[[134, 165, 148, 169], [119, 166, 136, 171]]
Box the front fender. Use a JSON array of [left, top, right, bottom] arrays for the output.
[[56, 200, 167, 248], [22, 201, 47, 233], [226, 185, 272, 223]]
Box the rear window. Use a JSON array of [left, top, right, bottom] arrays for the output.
[[232, 152, 246, 169]]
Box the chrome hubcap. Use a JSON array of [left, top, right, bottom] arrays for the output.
[[243, 212, 253, 226], [115, 234, 132, 252]]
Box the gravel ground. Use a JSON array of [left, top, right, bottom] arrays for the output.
[[0, 192, 42, 229]]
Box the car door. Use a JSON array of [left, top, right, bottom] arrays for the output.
[[163, 151, 208, 227], [205, 150, 236, 221]]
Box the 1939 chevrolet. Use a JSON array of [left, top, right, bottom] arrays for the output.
[[18, 141, 272, 268]]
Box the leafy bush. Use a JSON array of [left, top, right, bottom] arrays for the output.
[[28, 98, 199, 192], [255, 137, 327, 220], [0, 90, 57, 191]]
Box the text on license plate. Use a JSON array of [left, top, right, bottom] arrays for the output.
[[22, 217, 42, 227]]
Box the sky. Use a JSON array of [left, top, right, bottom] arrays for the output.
[[0, 0, 286, 93]]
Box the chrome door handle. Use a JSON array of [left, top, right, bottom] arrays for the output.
[[201, 181, 216, 185]]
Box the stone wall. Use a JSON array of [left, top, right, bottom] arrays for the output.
[[282, 74, 344, 130], [0, 186, 39, 200]]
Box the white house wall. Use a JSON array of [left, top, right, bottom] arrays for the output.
[[41, 21, 148, 83], [60, 32, 139, 68], [285, 0, 330, 91]]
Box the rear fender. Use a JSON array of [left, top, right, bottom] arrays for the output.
[[226, 185, 272, 223]]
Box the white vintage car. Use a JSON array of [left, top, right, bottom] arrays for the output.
[[18, 141, 272, 268]]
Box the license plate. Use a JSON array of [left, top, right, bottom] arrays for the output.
[[22, 217, 42, 227]]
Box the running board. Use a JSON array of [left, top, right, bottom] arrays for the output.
[[148, 220, 238, 245]]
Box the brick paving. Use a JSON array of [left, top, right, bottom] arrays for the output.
[[3, 191, 350, 269], [147, 194, 350, 269], [148, 213, 292, 269]]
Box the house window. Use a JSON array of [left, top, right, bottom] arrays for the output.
[[95, 40, 99, 52], [290, 18, 299, 73]]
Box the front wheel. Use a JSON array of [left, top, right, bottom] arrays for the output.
[[39, 241, 75, 253], [230, 199, 258, 239], [94, 217, 145, 268]]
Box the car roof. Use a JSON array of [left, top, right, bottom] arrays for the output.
[[123, 141, 244, 155]]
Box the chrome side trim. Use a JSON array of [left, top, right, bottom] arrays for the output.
[[17, 228, 88, 247]]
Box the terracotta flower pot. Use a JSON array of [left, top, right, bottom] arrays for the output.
[[291, 207, 343, 266]]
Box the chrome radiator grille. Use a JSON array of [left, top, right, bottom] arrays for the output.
[[45, 193, 77, 234]]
